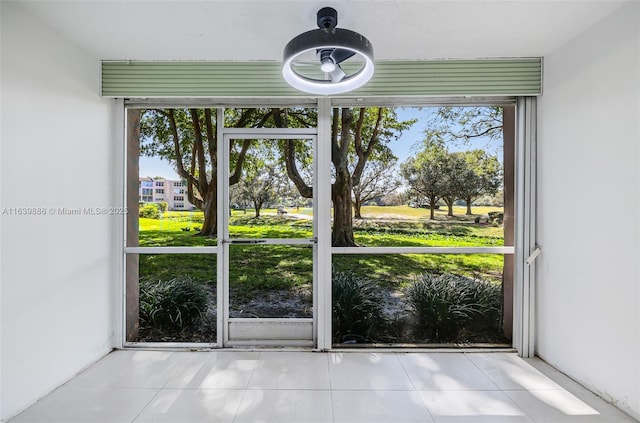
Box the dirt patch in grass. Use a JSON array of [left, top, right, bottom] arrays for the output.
[[230, 286, 313, 318]]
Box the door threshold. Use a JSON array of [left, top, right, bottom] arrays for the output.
[[225, 339, 314, 348], [122, 342, 316, 352]]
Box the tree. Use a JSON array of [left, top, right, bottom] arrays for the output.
[[140, 108, 262, 236], [400, 140, 448, 220], [428, 107, 504, 215], [284, 107, 414, 246], [140, 107, 314, 237], [439, 153, 469, 217], [352, 158, 400, 219], [458, 150, 502, 215], [233, 162, 284, 218], [334, 108, 413, 245], [402, 145, 502, 218], [141, 107, 413, 245]]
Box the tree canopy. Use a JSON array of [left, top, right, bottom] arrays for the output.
[[139, 106, 413, 245], [140, 107, 319, 236], [431, 106, 503, 143], [401, 134, 502, 218]]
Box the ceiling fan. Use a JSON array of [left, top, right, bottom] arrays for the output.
[[282, 7, 375, 95]]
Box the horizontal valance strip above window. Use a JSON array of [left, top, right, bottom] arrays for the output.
[[101, 58, 542, 98]]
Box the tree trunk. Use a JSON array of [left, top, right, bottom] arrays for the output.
[[429, 197, 438, 220], [254, 201, 261, 218], [198, 191, 217, 237], [354, 197, 363, 219], [444, 197, 454, 217], [332, 170, 357, 247], [465, 197, 473, 215]]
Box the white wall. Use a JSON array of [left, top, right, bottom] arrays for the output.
[[537, 2, 640, 419], [0, 3, 118, 421]]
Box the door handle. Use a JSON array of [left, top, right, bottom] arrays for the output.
[[525, 246, 542, 266]]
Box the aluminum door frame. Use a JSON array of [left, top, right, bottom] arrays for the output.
[[219, 125, 318, 347]]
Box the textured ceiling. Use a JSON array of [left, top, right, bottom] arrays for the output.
[[14, 0, 629, 61]]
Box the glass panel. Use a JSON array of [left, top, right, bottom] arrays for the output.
[[131, 108, 220, 246], [228, 138, 314, 238], [229, 245, 313, 318], [331, 254, 508, 346], [329, 106, 510, 248], [128, 253, 217, 343]]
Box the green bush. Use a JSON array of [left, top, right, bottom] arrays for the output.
[[157, 201, 168, 212], [139, 203, 160, 219], [139, 277, 209, 333], [332, 270, 385, 343], [405, 273, 501, 342], [464, 276, 503, 336]]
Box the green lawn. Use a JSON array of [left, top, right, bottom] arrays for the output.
[[137, 207, 505, 298], [161, 205, 501, 221], [137, 208, 507, 343], [359, 204, 503, 220], [140, 205, 504, 247]]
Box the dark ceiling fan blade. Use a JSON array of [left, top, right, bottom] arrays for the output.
[[331, 48, 356, 64], [329, 64, 346, 83]]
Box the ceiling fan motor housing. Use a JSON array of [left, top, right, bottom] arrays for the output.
[[282, 27, 373, 67], [317, 7, 338, 28]]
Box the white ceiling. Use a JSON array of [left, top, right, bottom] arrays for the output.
[[15, 0, 629, 61]]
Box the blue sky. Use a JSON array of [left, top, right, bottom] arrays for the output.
[[140, 155, 180, 180], [139, 107, 500, 179], [388, 107, 433, 162]]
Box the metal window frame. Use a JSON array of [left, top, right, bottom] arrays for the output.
[[119, 97, 536, 355], [113, 99, 125, 349], [514, 97, 538, 357]]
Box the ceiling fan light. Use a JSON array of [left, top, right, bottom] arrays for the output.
[[320, 59, 336, 73], [282, 8, 374, 95]]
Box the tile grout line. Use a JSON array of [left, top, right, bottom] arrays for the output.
[[463, 352, 502, 390], [463, 353, 538, 422], [231, 351, 262, 423], [132, 352, 183, 423], [327, 352, 336, 423], [395, 352, 436, 423], [129, 388, 164, 423], [394, 353, 419, 391]]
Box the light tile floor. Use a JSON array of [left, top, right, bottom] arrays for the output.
[[8, 350, 638, 423]]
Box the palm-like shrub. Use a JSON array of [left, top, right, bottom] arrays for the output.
[[332, 271, 385, 343], [140, 277, 209, 334], [405, 273, 501, 342]]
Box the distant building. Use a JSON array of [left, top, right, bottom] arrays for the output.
[[139, 177, 197, 211]]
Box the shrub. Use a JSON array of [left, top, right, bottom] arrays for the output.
[[487, 211, 504, 225], [332, 270, 385, 343], [139, 203, 160, 219], [139, 277, 209, 333], [465, 276, 503, 336], [157, 201, 168, 212], [405, 273, 501, 342]]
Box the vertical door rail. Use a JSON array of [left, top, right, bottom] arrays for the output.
[[515, 97, 538, 358]]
